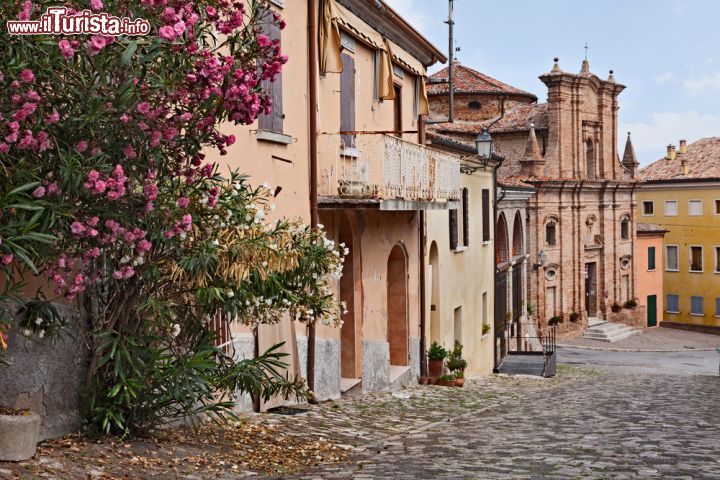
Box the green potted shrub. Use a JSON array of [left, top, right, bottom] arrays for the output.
[[569, 312, 580, 323], [548, 316, 562, 326], [427, 342, 448, 378], [611, 302, 622, 313], [436, 374, 456, 387], [446, 341, 467, 372], [454, 370, 465, 387]]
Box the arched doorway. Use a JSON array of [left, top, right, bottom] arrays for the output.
[[339, 213, 360, 379], [428, 241, 440, 343], [387, 244, 409, 366]]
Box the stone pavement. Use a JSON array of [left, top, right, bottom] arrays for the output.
[[559, 325, 720, 351], [259, 366, 720, 479]]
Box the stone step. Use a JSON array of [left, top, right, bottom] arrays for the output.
[[582, 322, 642, 342], [588, 317, 607, 327], [389, 365, 412, 391], [340, 377, 362, 397]]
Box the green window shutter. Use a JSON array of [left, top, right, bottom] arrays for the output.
[[648, 246, 656, 270]]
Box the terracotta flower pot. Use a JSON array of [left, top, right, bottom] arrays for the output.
[[0, 411, 40, 461], [455, 378, 465, 387], [428, 377, 438, 385], [419, 376, 429, 385], [428, 359, 444, 377], [437, 379, 455, 387]]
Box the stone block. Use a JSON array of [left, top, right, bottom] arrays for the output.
[[0, 412, 40, 461], [362, 340, 389, 392]]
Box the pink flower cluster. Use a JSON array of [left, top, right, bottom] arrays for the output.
[[84, 165, 128, 200], [0, 68, 54, 154], [164, 213, 193, 239]]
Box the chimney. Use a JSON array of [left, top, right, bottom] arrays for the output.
[[666, 144, 676, 161], [679, 139, 687, 154]]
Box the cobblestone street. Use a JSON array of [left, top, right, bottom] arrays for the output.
[[262, 364, 720, 479]]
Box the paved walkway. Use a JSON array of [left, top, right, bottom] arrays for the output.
[[275, 370, 720, 479], [559, 325, 720, 351]]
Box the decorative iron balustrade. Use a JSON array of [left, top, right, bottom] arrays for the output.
[[320, 133, 461, 203]]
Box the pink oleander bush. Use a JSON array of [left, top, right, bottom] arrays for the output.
[[0, 0, 344, 436]]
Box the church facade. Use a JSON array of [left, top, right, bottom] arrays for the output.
[[428, 58, 640, 338]]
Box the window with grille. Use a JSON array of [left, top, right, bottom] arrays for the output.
[[690, 246, 703, 272], [691, 296, 704, 315], [666, 245, 678, 271], [666, 294, 679, 313]]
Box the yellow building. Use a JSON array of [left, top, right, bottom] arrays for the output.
[[638, 137, 720, 333]]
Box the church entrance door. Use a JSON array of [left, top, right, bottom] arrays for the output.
[[584, 263, 597, 318]]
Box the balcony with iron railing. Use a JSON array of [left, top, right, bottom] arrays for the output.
[[318, 133, 461, 210]]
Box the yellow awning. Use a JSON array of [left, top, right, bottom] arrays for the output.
[[319, 0, 342, 74], [334, 1, 386, 51], [388, 40, 426, 77]]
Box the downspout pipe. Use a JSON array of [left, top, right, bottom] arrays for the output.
[[491, 154, 505, 373], [418, 116, 428, 377], [307, 0, 319, 401]]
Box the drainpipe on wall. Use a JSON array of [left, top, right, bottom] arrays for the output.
[[491, 154, 504, 372], [418, 116, 428, 377], [307, 0, 319, 402]]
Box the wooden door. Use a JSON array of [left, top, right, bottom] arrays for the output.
[[585, 263, 597, 317], [647, 295, 657, 327]]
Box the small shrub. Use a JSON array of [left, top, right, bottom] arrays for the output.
[[437, 374, 455, 382], [482, 323, 491, 335], [548, 316, 562, 326], [427, 342, 448, 361], [454, 370, 464, 379], [611, 303, 622, 313], [569, 312, 580, 323], [623, 299, 638, 309], [446, 341, 467, 371]]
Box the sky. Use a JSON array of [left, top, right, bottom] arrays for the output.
[[385, 0, 720, 166]]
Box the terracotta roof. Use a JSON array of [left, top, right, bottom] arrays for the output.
[[490, 103, 548, 134], [428, 63, 537, 101], [429, 103, 548, 137], [637, 223, 668, 234], [640, 137, 720, 181]]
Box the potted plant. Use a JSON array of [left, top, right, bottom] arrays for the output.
[[418, 375, 429, 385], [548, 316, 562, 326], [623, 299, 638, 309], [427, 342, 448, 378], [611, 302, 622, 313], [0, 407, 41, 461], [446, 341, 467, 372], [482, 323, 491, 336], [454, 370, 465, 387], [436, 374, 456, 387], [569, 312, 580, 323]]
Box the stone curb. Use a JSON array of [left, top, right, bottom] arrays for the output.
[[557, 343, 720, 353]]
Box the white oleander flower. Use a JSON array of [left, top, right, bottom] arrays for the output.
[[172, 324, 181, 338], [23, 329, 31, 337], [38, 330, 45, 339], [35, 317, 43, 325]]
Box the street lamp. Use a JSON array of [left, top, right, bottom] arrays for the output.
[[534, 250, 547, 269], [475, 127, 493, 165]]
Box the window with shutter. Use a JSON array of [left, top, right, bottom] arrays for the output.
[[666, 245, 679, 271], [691, 296, 704, 315], [715, 246, 720, 272], [340, 53, 356, 148], [666, 294, 679, 313], [449, 209, 458, 250], [688, 200, 703, 216], [258, 13, 283, 133], [462, 188, 469, 247], [648, 246, 656, 270], [481, 189, 490, 242]]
